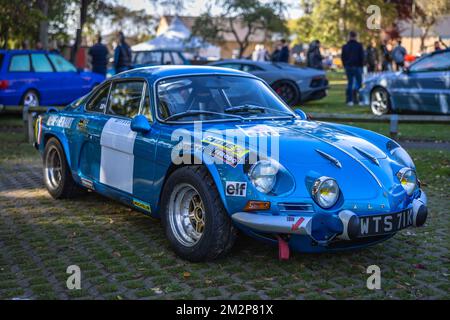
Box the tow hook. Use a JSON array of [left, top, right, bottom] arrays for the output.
[[276, 235, 290, 260]]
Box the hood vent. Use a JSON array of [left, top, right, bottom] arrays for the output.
[[353, 146, 380, 166], [315, 149, 342, 168]]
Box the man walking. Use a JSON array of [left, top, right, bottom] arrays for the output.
[[380, 39, 392, 71], [307, 40, 323, 70], [88, 35, 109, 76], [114, 32, 132, 74], [341, 31, 364, 106], [392, 39, 407, 71], [278, 39, 290, 63], [365, 40, 378, 73]]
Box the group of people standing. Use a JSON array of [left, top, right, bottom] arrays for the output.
[[87, 32, 132, 76], [251, 39, 290, 63]]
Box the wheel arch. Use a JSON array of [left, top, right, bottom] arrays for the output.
[[42, 132, 72, 168], [156, 156, 230, 216], [21, 87, 40, 103], [271, 78, 301, 104]]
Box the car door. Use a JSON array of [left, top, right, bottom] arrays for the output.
[[29, 53, 62, 105], [99, 79, 157, 204], [76, 82, 111, 181]]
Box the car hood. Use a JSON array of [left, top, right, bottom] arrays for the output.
[[194, 120, 406, 204]]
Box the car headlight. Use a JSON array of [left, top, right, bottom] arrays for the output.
[[397, 168, 417, 196], [248, 159, 279, 194], [312, 176, 340, 208]]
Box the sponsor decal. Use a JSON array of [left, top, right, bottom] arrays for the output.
[[80, 177, 94, 190], [133, 199, 151, 213], [225, 181, 247, 197], [46, 115, 74, 128], [291, 217, 305, 231], [202, 136, 249, 167], [238, 124, 282, 137], [77, 119, 89, 132]]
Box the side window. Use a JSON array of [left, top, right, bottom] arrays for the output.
[[217, 63, 241, 70], [86, 84, 110, 113], [242, 64, 262, 72], [9, 55, 30, 72], [172, 52, 184, 65], [31, 54, 53, 72], [48, 54, 77, 72], [163, 52, 172, 65], [107, 81, 145, 118]]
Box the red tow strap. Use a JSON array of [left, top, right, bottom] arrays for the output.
[[276, 235, 290, 260]]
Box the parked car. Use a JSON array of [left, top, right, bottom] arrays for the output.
[[208, 59, 329, 106], [0, 50, 105, 107], [36, 65, 427, 261], [360, 49, 450, 115], [107, 49, 190, 77]]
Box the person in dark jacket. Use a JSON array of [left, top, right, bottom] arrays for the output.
[[88, 35, 109, 76], [365, 40, 378, 73], [278, 39, 290, 63], [380, 39, 392, 71], [307, 40, 323, 69], [114, 32, 132, 74], [341, 31, 364, 106]]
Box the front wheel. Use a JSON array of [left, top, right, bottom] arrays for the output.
[[370, 87, 391, 116], [161, 166, 237, 261]]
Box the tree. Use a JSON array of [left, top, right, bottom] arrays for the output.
[[292, 0, 397, 47], [413, 0, 450, 51], [191, 0, 288, 58]]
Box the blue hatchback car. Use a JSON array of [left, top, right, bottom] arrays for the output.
[[0, 50, 105, 107], [35, 66, 428, 261], [360, 49, 450, 115]]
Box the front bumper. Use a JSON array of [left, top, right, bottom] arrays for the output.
[[232, 191, 428, 247]]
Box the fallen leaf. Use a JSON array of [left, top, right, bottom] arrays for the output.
[[112, 251, 121, 258], [151, 287, 163, 294], [183, 272, 191, 278], [415, 264, 426, 270]]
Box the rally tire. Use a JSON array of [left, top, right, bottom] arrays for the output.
[[43, 138, 84, 199], [161, 166, 237, 262]]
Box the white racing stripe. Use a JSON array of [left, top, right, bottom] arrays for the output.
[[100, 118, 137, 193]]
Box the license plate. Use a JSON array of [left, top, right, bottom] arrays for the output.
[[358, 209, 413, 237]]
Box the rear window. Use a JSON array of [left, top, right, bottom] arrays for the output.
[[48, 54, 77, 72], [9, 54, 30, 72]]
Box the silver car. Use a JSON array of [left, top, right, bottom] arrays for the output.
[[209, 59, 329, 106]]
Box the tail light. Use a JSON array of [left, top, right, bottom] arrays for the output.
[[0, 80, 9, 89]]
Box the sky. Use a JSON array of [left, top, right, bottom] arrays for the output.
[[117, 0, 303, 20]]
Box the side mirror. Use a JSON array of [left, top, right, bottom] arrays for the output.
[[131, 115, 151, 133], [294, 109, 307, 120]]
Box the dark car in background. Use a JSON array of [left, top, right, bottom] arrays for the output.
[[360, 49, 450, 115], [0, 50, 105, 107], [208, 59, 329, 106], [132, 49, 189, 67]]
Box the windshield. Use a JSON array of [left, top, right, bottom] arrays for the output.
[[156, 75, 295, 122]]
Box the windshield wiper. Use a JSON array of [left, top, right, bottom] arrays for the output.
[[164, 110, 244, 122], [225, 104, 295, 117]]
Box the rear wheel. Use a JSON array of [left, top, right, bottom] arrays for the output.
[[43, 138, 84, 199], [272, 81, 300, 106], [21, 90, 40, 107], [370, 87, 391, 115], [161, 166, 237, 261]]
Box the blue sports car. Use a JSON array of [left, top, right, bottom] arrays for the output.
[[0, 50, 105, 107], [35, 66, 428, 261], [360, 49, 450, 115]]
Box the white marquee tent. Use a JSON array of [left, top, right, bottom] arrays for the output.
[[131, 16, 221, 60]]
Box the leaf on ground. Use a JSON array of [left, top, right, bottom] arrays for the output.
[[183, 272, 191, 278]]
